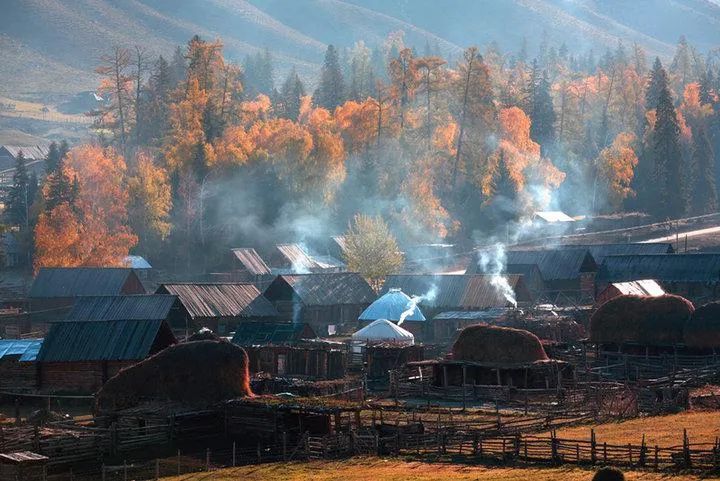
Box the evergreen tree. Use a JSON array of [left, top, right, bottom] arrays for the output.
[[170, 45, 187, 87], [315, 45, 345, 110], [279, 67, 305, 120], [45, 152, 76, 212], [517, 37, 528, 65], [690, 125, 718, 214], [243, 48, 274, 97], [525, 62, 556, 155], [652, 74, 686, 218], [646, 58, 668, 111], [45, 140, 69, 175], [6, 151, 30, 228]]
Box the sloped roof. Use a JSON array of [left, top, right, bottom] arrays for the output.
[[0, 144, 50, 161], [470, 248, 597, 281], [359, 289, 426, 322], [609, 279, 665, 297], [231, 321, 316, 346], [0, 339, 43, 362], [37, 320, 175, 362], [29, 268, 143, 298], [434, 309, 510, 321], [123, 255, 152, 269], [381, 275, 528, 309], [232, 248, 271, 276], [561, 243, 673, 264], [599, 254, 720, 283], [270, 273, 375, 306], [67, 295, 180, 321], [534, 211, 575, 222], [157, 283, 277, 319], [352, 319, 414, 344], [274, 244, 344, 271]]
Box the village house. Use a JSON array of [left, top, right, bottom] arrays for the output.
[[28, 268, 146, 328], [266, 243, 345, 273], [0, 339, 42, 392], [35, 319, 176, 394], [431, 309, 510, 345], [0, 145, 50, 183], [597, 253, 720, 302], [595, 279, 665, 307], [230, 248, 274, 288], [263, 273, 375, 336], [561, 242, 674, 264], [380, 274, 531, 326], [155, 283, 278, 336], [467, 248, 597, 302]]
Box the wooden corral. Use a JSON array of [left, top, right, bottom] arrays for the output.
[[263, 273, 375, 336], [364, 343, 424, 382], [244, 343, 346, 380], [36, 319, 176, 394]]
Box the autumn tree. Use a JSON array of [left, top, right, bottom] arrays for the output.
[[596, 132, 639, 211], [388, 48, 418, 130], [343, 214, 403, 291], [415, 56, 447, 142], [128, 152, 173, 254], [96, 46, 133, 149]]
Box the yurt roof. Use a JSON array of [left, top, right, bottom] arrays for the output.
[[359, 289, 426, 322], [351, 319, 414, 344]]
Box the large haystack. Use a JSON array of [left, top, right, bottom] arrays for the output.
[[451, 324, 548, 365], [590, 294, 694, 346], [592, 467, 625, 481], [96, 340, 252, 413], [684, 301, 720, 349], [187, 327, 221, 342]]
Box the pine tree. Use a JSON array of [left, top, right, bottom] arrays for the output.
[[525, 63, 556, 155], [690, 124, 718, 214], [646, 57, 668, 109], [6, 151, 30, 228], [44, 140, 68, 175], [279, 67, 305, 120], [170, 45, 187, 87], [45, 152, 76, 213], [315, 45, 345, 110], [652, 76, 686, 219]]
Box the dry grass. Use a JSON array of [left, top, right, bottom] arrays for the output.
[[0, 96, 91, 124], [550, 411, 720, 447], [160, 457, 705, 480]]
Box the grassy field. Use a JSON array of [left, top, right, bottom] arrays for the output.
[[0, 96, 91, 124], [159, 458, 706, 480], [549, 411, 720, 447]]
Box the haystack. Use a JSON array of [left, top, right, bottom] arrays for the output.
[[684, 301, 720, 349], [592, 467, 625, 481], [95, 340, 252, 413], [187, 327, 221, 342], [589, 294, 694, 346], [451, 324, 548, 365]]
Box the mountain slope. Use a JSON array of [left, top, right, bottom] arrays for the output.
[[1, 0, 719, 99]]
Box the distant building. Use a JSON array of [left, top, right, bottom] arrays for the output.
[[595, 279, 665, 307], [559, 243, 674, 264], [0, 145, 50, 184], [263, 273, 375, 336], [230, 248, 273, 288], [533, 211, 575, 224], [267, 243, 345, 273]]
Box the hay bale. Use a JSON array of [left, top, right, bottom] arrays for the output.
[[684, 301, 720, 349], [591, 467, 625, 481], [187, 327, 220, 342], [590, 294, 694, 346], [451, 324, 548, 364], [96, 340, 252, 413]]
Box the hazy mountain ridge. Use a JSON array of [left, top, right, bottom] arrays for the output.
[[1, 0, 719, 99]]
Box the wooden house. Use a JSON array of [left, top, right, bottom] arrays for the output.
[[36, 319, 176, 394], [0, 452, 48, 481], [28, 268, 146, 327], [0, 144, 50, 183], [503, 264, 544, 301], [66, 294, 193, 334], [595, 279, 665, 307], [232, 322, 345, 380], [468, 248, 597, 302], [561, 242, 673, 264], [231, 248, 274, 288], [597, 254, 720, 302], [155, 283, 278, 336], [263, 273, 375, 336], [267, 243, 345, 273], [380, 274, 531, 331], [0, 339, 42, 392]]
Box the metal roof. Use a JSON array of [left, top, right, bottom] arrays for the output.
[[599, 254, 720, 283], [157, 283, 277, 319], [478, 248, 597, 281], [270, 273, 375, 306], [29, 268, 143, 298], [67, 295, 180, 321], [359, 289, 426, 322], [0, 339, 43, 362], [534, 211, 575, 223], [561, 243, 673, 264], [0, 144, 50, 161], [274, 244, 344, 271], [433, 309, 511, 321], [231, 321, 316, 346], [123, 255, 152, 269], [381, 275, 528, 309], [0, 451, 49, 463], [231, 248, 271, 275], [609, 279, 665, 297], [37, 319, 175, 362]]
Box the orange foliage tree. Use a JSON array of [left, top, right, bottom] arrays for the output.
[[596, 132, 639, 211]]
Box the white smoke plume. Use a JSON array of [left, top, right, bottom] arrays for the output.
[[398, 285, 437, 325], [477, 243, 517, 308]]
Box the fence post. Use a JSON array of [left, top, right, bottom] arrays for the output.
[[472, 434, 479, 456], [123, 460, 127, 481], [206, 448, 211, 471], [177, 450, 180, 476], [282, 431, 287, 461], [590, 429, 597, 465], [257, 442, 262, 463], [639, 434, 647, 467], [683, 429, 691, 468], [155, 459, 159, 481], [101, 464, 105, 481]]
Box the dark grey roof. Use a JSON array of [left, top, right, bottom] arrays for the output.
[[269, 273, 375, 306], [231, 321, 316, 346], [156, 283, 277, 319], [468, 249, 597, 281], [67, 295, 180, 321], [434, 309, 511, 321], [598, 254, 720, 283], [29, 268, 143, 298], [37, 320, 175, 362], [560, 243, 673, 264]]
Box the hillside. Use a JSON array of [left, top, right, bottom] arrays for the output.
[[1, 0, 720, 99]]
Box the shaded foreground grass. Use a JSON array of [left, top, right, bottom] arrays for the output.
[[160, 457, 707, 481]]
